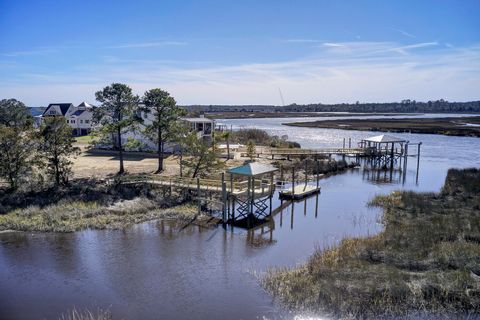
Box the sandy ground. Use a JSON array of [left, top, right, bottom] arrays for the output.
[[71, 141, 247, 179], [72, 145, 179, 179]]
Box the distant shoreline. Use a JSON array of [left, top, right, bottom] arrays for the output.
[[283, 116, 480, 137], [208, 111, 423, 119]]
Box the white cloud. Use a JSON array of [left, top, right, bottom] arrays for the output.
[[284, 39, 321, 43], [1, 41, 479, 105], [390, 28, 416, 38], [322, 42, 346, 48], [0, 48, 57, 57], [387, 42, 438, 55], [106, 41, 187, 49]]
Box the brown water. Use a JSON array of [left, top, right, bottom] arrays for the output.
[[1, 115, 479, 320]]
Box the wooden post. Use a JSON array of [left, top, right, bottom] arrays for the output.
[[221, 172, 226, 223], [291, 166, 295, 196], [349, 138, 351, 148], [416, 142, 422, 184], [197, 177, 201, 215], [222, 181, 227, 223], [290, 202, 295, 230], [343, 138, 346, 149], [280, 199, 283, 227], [251, 176, 255, 214], [179, 147, 183, 177], [304, 160, 308, 186], [280, 165, 284, 184], [316, 160, 320, 188], [269, 172, 273, 216]]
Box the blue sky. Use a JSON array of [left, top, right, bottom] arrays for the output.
[[0, 0, 479, 106]]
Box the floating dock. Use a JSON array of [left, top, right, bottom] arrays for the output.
[[279, 184, 321, 200]]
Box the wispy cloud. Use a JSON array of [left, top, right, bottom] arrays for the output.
[[1, 48, 57, 57], [322, 42, 346, 48], [107, 41, 187, 49], [1, 41, 479, 105], [283, 39, 322, 43], [388, 42, 438, 55], [390, 28, 416, 38]]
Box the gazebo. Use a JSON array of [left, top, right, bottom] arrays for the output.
[[227, 162, 278, 226]]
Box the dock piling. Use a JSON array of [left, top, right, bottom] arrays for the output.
[[197, 178, 201, 215]]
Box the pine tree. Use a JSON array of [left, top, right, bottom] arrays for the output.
[[39, 117, 80, 186], [94, 83, 139, 174]]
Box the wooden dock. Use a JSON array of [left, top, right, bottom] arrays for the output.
[[279, 184, 321, 200], [113, 175, 274, 198]]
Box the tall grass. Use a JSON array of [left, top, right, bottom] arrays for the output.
[[0, 198, 197, 232], [59, 308, 111, 320], [263, 168, 480, 318]]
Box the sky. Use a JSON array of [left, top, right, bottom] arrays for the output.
[[0, 0, 479, 106]]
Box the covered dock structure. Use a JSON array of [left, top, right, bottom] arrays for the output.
[[227, 162, 278, 227], [359, 134, 408, 161]]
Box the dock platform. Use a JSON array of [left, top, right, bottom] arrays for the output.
[[279, 184, 321, 200]]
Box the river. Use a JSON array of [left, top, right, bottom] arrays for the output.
[[1, 114, 479, 320]]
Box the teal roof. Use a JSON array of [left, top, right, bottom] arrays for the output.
[[228, 162, 278, 177]]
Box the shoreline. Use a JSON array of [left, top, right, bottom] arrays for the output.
[[284, 116, 480, 137], [208, 111, 424, 119]]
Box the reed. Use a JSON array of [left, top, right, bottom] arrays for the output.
[[263, 168, 480, 318], [0, 199, 197, 232], [59, 308, 111, 320]]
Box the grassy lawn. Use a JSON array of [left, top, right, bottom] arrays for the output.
[[75, 134, 96, 143]]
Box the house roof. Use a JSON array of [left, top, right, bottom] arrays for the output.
[[77, 101, 93, 108], [43, 103, 73, 116], [181, 117, 215, 123], [228, 162, 278, 177], [71, 110, 85, 117], [363, 134, 407, 143]]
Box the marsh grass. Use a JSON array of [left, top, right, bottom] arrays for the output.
[[59, 308, 111, 320], [0, 198, 197, 232], [263, 168, 480, 319]]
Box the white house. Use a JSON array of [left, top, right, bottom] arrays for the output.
[[41, 102, 94, 136], [121, 112, 216, 152], [180, 115, 215, 139]]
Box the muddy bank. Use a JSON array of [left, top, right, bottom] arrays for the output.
[[285, 116, 480, 137], [263, 168, 480, 318]]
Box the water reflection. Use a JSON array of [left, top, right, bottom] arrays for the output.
[[360, 156, 420, 186]]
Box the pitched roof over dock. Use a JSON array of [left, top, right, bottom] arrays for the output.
[[363, 134, 407, 143], [228, 162, 278, 177]]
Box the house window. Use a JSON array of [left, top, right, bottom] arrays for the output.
[[49, 110, 56, 115], [85, 120, 90, 124], [71, 120, 75, 124], [80, 120, 83, 124], [66, 120, 69, 123]]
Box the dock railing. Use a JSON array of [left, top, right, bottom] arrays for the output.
[[114, 174, 274, 196]]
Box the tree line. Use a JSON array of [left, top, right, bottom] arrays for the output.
[[185, 99, 480, 113], [0, 83, 224, 191]]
